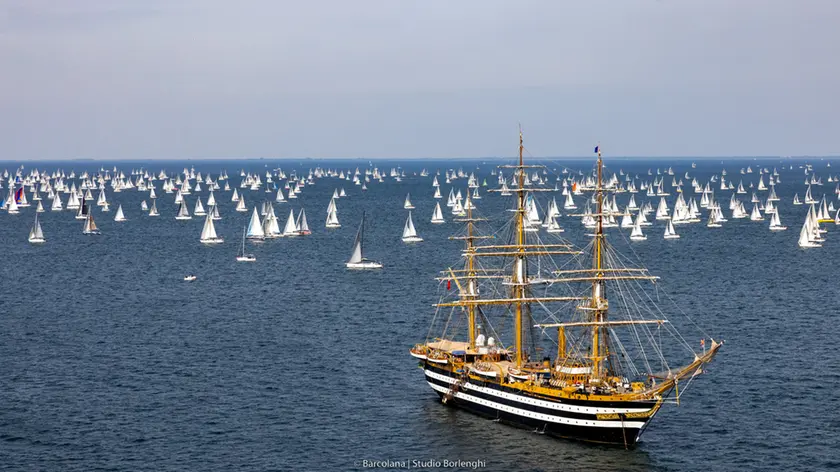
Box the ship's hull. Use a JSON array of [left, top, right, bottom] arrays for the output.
[[423, 363, 659, 447]]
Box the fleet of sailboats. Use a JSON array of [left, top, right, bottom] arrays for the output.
[[2, 158, 837, 262]]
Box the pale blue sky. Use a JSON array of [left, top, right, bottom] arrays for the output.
[[0, 0, 837, 160]]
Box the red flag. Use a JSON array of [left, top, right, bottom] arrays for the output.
[[447, 280, 451, 290]]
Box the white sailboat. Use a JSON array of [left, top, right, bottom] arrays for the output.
[[246, 207, 265, 240], [404, 193, 415, 209], [235, 196, 247, 212], [28, 214, 46, 243], [326, 198, 341, 228], [798, 217, 821, 247], [199, 213, 223, 244], [297, 209, 311, 235], [51, 194, 63, 211], [148, 199, 160, 216], [236, 225, 256, 262], [346, 212, 382, 269], [769, 210, 787, 231], [630, 213, 646, 241], [114, 204, 127, 222], [282, 209, 299, 237], [175, 199, 192, 220], [663, 219, 680, 239], [430, 202, 445, 224], [6, 191, 20, 214], [194, 198, 206, 216], [402, 211, 423, 243], [546, 215, 564, 233], [141, 200, 148, 211]]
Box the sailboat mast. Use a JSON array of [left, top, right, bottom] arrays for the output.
[[466, 198, 477, 349], [592, 147, 606, 380], [514, 130, 526, 367]]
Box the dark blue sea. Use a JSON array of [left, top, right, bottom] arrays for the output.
[[2, 157, 839, 472]]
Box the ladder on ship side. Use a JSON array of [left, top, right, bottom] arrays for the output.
[[442, 375, 467, 404]]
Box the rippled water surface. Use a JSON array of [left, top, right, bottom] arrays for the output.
[[2, 158, 839, 472]]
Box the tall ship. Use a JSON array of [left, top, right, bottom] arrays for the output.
[[409, 134, 722, 447]]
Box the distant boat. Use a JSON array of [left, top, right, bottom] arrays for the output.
[[246, 207, 265, 240], [235, 196, 247, 212], [282, 209, 299, 237], [236, 225, 256, 262], [297, 209, 311, 235], [148, 199, 160, 217], [175, 199, 192, 220], [326, 198, 341, 228], [35, 200, 45, 213], [114, 204, 127, 222], [194, 198, 206, 216], [51, 194, 63, 211], [346, 212, 382, 269], [141, 200, 148, 211], [184, 275, 197, 282], [404, 193, 415, 209], [630, 213, 646, 240], [769, 210, 787, 231], [402, 211, 423, 243], [82, 211, 101, 235], [430, 202, 445, 224], [28, 214, 46, 243], [663, 219, 680, 239], [199, 213, 223, 244]]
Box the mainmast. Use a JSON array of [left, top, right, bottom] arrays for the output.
[[513, 130, 526, 367], [592, 146, 607, 380]]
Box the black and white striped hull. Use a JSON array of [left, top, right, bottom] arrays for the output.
[[424, 363, 660, 446]]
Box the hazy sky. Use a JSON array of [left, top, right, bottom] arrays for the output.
[[1, 0, 837, 160]]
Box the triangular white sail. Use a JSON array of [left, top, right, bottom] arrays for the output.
[[246, 207, 265, 239], [200, 213, 223, 243], [431, 202, 445, 224], [282, 209, 299, 236], [402, 211, 423, 242], [29, 214, 46, 243], [114, 204, 127, 222]]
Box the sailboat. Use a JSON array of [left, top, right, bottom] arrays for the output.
[[296, 209, 311, 235], [769, 210, 787, 231], [246, 207, 265, 240], [402, 211, 423, 243], [82, 211, 101, 235], [28, 214, 46, 243], [630, 213, 646, 241], [409, 137, 721, 446], [114, 204, 127, 222], [404, 193, 415, 209], [148, 199, 160, 217], [346, 212, 382, 269], [326, 198, 341, 228], [236, 226, 257, 262], [430, 202, 445, 224], [199, 213, 223, 244], [663, 219, 680, 239], [175, 199, 192, 220], [194, 198, 207, 216], [282, 209, 299, 237]]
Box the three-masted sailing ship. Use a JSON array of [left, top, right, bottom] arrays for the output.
[[410, 134, 722, 446]]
